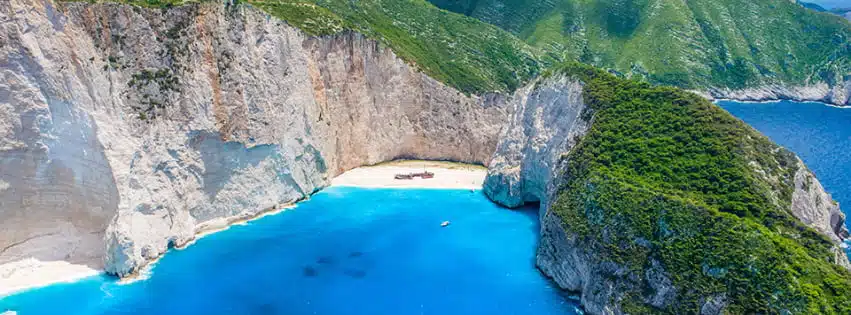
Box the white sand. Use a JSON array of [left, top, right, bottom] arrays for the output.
[[0, 160, 485, 298], [0, 258, 100, 297], [332, 160, 487, 189], [117, 203, 300, 285]]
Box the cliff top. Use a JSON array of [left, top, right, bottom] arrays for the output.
[[551, 62, 851, 313], [65, 0, 851, 98], [429, 0, 851, 91], [65, 0, 541, 94]]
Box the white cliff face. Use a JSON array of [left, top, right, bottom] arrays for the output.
[[0, 0, 122, 270], [536, 210, 621, 315], [483, 76, 590, 208], [3, 0, 851, 311], [0, 0, 508, 276], [706, 81, 851, 106], [482, 74, 674, 314], [484, 77, 851, 313], [502, 152, 851, 315], [790, 160, 851, 269], [791, 160, 849, 243]]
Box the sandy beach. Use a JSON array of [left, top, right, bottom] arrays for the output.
[[0, 160, 486, 298], [332, 160, 488, 189], [0, 258, 100, 297]]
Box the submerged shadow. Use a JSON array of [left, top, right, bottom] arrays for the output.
[[302, 266, 318, 277], [316, 256, 336, 265], [343, 269, 367, 279]]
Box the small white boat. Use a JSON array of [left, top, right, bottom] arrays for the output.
[[441, 221, 451, 227]]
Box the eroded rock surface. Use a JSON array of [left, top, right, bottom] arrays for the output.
[[2, 0, 850, 313], [706, 81, 851, 106], [792, 160, 850, 243], [483, 76, 589, 208], [484, 77, 851, 314], [0, 0, 507, 276]]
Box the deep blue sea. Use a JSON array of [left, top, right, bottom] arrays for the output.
[[718, 100, 851, 256], [0, 187, 579, 315]]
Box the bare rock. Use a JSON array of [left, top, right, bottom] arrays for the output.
[[483, 76, 590, 209], [0, 0, 508, 276], [706, 80, 850, 106]]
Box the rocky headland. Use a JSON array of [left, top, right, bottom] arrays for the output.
[[1, 0, 850, 313], [0, 0, 505, 279], [703, 82, 851, 106]]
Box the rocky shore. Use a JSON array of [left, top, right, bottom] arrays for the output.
[[2, 0, 850, 312], [1, 0, 506, 281], [703, 80, 851, 106]]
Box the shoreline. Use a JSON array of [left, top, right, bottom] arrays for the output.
[[0, 202, 303, 297], [0, 259, 101, 297], [331, 160, 487, 189], [688, 85, 850, 108], [0, 160, 487, 298], [712, 97, 851, 109], [113, 202, 300, 286], [697, 82, 851, 108]]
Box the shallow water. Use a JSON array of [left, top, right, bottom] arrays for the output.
[[718, 100, 851, 256], [1, 187, 579, 315]]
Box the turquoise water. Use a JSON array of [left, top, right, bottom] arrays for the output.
[[1, 187, 579, 315], [718, 100, 851, 256]]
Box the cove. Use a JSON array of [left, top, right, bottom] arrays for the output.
[[0, 187, 579, 315], [718, 100, 851, 256]]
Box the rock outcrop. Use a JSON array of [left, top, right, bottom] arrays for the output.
[[705, 80, 851, 106], [790, 160, 851, 269], [483, 76, 589, 208], [0, 0, 507, 276], [484, 73, 681, 314], [2, 0, 851, 313], [536, 209, 623, 315], [791, 160, 850, 243], [484, 75, 851, 314]]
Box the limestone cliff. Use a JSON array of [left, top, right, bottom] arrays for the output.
[[3, 0, 851, 313], [484, 69, 851, 313], [483, 76, 589, 209], [0, 0, 507, 276], [705, 81, 851, 106], [791, 160, 850, 243]]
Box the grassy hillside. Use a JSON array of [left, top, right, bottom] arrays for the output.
[[430, 0, 851, 90], [75, 0, 541, 94], [551, 62, 851, 313]]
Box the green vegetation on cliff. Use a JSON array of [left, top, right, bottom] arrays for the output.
[[73, 0, 540, 94], [430, 0, 851, 90], [74, 0, 851, 95], [551, 62, 851, 313], [260, 0, 538, 93], [253, 0, 541, 93]]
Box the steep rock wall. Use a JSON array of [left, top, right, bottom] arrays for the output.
[[483, 76, 590, 208], [3, 1, 850, 311], [484, 75, 851, 314], [0, 0, 508, 276], [705, 80, 851, 106], [484, 75, 680, 314], [792, 160, 850, 243]]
